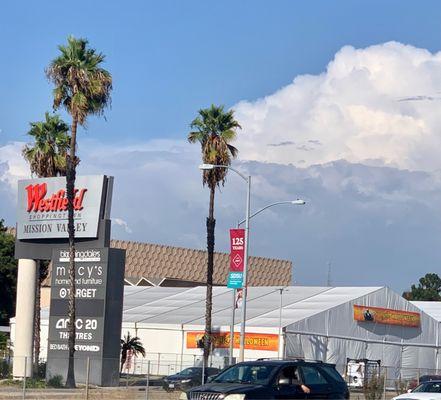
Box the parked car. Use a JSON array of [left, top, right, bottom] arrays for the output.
[[180, 359, 349, 399], [407, 375, 441, 391], [162, 367, 220, 392], [393, 380, 441, 400]]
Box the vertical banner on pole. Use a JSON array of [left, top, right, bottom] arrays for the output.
[[227, 229, 245, 288]]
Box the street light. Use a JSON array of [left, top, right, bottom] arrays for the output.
[[237, 200, 306, 227], [230, 200, 305, 364], [198, 163, 306, 362]]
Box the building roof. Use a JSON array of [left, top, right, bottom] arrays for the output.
[[110, 239, 292, 287], [411, 301, 441, 322]]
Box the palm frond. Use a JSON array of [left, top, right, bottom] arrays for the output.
[[187, 105, 241, 188]]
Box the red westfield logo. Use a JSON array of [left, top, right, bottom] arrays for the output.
[[25, 183, 87, 213]]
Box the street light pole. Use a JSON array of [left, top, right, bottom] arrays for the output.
[[239, 175, 251, 362], [198, 164, 306, 363]]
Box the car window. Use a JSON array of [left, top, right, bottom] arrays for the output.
[[179, 368, 197, 376], [300, 366, 329, 385], [213, 364, 277, 384], [278, 366, 302, 386], [413, 383, 428, 392], [320, 365, 345, 383], [425, 383, 441, 393]]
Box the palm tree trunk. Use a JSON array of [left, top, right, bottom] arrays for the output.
[[120, 350, 127, 373], [65, 117, 78, 388], [204, 186, 216, 365], [33, 262, 41, 376]]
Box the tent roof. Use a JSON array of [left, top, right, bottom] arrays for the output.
[[121, 285, 383, 328], [411, 301, 441, 322]]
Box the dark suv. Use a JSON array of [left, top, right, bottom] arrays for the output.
[[182, 360, 349, 399]]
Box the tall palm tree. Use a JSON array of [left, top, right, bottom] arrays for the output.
[[22, 112, 70, 177], [188, 104, 241, 365], [120, 332, 146, 373], [22, 112, 70, 375], [46, 36, 112, 388]]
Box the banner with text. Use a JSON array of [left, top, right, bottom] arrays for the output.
[[229, 229, 245, 271], [353, 305, 421, 327], [187, 331, 278, 351]]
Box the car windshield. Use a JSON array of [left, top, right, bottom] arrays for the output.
[[179, 368, 198, 376], [413, 382, 441, 393], [212, 364, 277, 385]]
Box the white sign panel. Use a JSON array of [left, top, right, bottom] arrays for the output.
[[16, 175, 106, 239]]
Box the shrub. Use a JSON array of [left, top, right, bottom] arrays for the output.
[[363, 374, 385, 400], [47, 375, 63, 388], [0, 359, 11, 379]]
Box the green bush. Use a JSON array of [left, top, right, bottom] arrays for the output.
[[47, 375, 63, 388], [395, 378, 408, 395], [0, 359, 11, 379], [24, 378, 46, 389], [363, 375, 385, 400], [34, 361, 46, 379], [0, 333, 7, 350]]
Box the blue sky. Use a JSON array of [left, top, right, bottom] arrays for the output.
[[2, 0, 441, 144], [2, 1, 441, 291]]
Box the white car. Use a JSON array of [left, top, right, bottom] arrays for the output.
[[393, 381, 441, 400]]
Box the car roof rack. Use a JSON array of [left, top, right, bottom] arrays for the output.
[[254, 357, 324, 363]]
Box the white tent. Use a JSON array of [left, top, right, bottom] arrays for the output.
[[284, 288, 441, 379], [14, 286, 441, 377]]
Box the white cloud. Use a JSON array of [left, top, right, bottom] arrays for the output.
[[1, 138, 441, 291], [234, 41, 441, 171], [0, 141, 30, 188], [113, 218, 133, 234]]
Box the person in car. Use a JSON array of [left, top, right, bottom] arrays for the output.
[[280, 367, 311, 394]]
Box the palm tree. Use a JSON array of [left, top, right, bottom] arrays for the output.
[[22, 112, 70, 375], [120, 332, 146, 373], [23, 112, 70, 178], [188, 104, 241, 365], [46, 35, 112, 388]]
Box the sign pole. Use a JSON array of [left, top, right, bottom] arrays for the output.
[[228, 288, 235, 365], [239, 176, 251, 362]]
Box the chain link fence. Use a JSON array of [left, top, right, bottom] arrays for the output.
[[1, 354, 440, 399]]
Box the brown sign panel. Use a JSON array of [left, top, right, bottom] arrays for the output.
[[353, 305, 420, 327]]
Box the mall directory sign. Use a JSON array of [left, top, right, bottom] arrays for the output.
[[46, 247, 125, 386], [16, 175, 107, 240]]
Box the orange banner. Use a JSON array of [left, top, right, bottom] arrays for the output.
[[186, 331, 279, 351], [354, 305, 420, 327]]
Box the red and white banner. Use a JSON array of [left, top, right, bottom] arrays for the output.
[[229, 229, 245, 272]]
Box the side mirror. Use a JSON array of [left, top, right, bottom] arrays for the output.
[[207, 376, 216, 383], [407, 389, 412, 393]]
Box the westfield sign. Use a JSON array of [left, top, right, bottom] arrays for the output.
[[26, 183, 87, 213], [17, 176, 106, 240]]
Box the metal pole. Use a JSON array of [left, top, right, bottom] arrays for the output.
[[239, 176, 251, 362], [278, 288, 284, 359], [229, 289, 236, 366], [201, 354, 205, 385], [145, 360, 150, 400], [85, 357, 90, 400]]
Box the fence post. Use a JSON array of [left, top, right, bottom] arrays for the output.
[[157, 353, 161, 375], [22, 356, 27, 400], [383, 366, 386, 400], [145, 360, 150, 400], [85, 357, 90, 400]]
